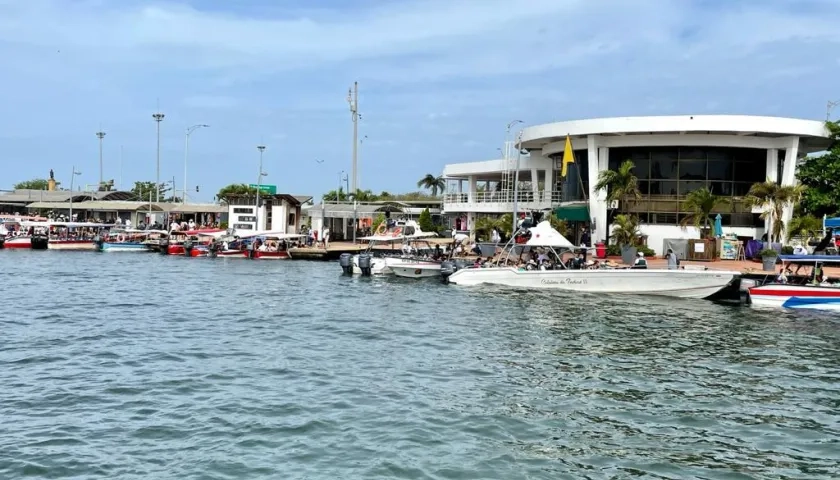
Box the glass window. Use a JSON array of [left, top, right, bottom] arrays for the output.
[[650, 148, 678, 179], [651, 213, 678, 224], [679, 148, 706, 160], [708, 181, 733, 196], [680, 181, 707, 195], [733, 182, 753, 196], [734, 162, 764, 183], [706, 149, 731, 162], [707, 160, 733, 180], [650, 180, 678, 195], [637, 180, 650, 196], [679, 160, 706, 180]]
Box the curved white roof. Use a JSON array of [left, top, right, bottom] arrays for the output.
[[520, 115, 831, 151]]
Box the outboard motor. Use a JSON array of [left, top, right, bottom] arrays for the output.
[[440, 260, 458, 284], [207, 241, 218, 258], [31, 234, 49, 250], [358, 253, 373, 276], [183, 239, 194, 257], [159, 238, 169, 254], [339, 253, 354, 275], [93, 235, 104, 252]]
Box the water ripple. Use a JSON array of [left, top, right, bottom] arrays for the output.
[[0, 251, 839, 479]]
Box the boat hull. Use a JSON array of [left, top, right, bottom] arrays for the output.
[[100, 242, 148, 252], [49, 240, 95, 251], [390, 264, 442, 278], [748, 284, 840, 310], [446, 267, 740, 299], [3, 237, 31, 249], [350, 255, 391, 275], [247, 250, 291, 259]]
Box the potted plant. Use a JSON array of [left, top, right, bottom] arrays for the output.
[[758, 248, 778, 271], [611, 214, 643, 265]]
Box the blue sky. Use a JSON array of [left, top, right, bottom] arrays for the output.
[[0, 0, 838, 201]]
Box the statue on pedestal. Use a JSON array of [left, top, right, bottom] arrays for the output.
[[49, 169, 54, 180]]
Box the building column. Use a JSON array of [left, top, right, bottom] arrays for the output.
[[780, 138, 799, 243], [588, 135, 607, 242], [764, 148, 778, 235], [467, 212, 475, 238], [544, 167, 553, 203], [468, 175, 477, 202], [530, 168, 539, 200]]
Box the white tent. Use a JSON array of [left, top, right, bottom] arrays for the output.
[[525, 221, 575, 248]]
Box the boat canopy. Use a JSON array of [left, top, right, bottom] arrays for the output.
[[779, 254, 840, 264], [234, 230, 304, 239], [525, 221, 575, 248], [19, 221, 112, 228], [825, 217, 840, 229]]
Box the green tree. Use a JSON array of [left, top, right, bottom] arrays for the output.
[[131, 181, 170, 201], [323, 188, 349, 202], [679, 187, 730, 237], [14, 178, 55, 190], [610, 213, 642, 246], [745, 180, 805, 243], [378, 191, 393, 199], [417, 174, 446, 196], [797, 120, 840, 217], [788, 215, 823, 243], [350, 189, 377, 202], [418, 208, 435, 233], [594, 159, 642, 244], [217, 183, 258, 199], [546, 212, 569, 237], [371, 213, 386, 232]]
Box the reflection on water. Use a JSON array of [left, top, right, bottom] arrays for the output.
[[0, 251, 838, 479]]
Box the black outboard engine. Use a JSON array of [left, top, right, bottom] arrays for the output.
[[440, 260, 458, 284], [358, 253, 372, 276], [813, 228, 833, 253], [0, 236, 5, 250], [207, 241, 218, 258], [159, 238, 169, 254], [183, 239, 194, 257], [339, 253, 354, 275], [31, 233, 49, 250], [94, 235, 104, 252]]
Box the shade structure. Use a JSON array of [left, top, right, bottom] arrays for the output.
[[714, 213, 723, 237], [553, 202, 589, 222]]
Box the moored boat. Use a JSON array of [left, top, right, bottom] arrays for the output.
[[338, 220, 439, 276], [748, 255, 840, 310], [444, 219, 740, 300], [96, 229, 157, 252]]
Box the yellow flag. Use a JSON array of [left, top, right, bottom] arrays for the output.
[[561, 134, 575, 178]]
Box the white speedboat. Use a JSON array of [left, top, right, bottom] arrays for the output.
[[388, 258, 444, 279], [340, 219, 440, 276], [748, 255, 840, 310], [444, 220, 740, 300]]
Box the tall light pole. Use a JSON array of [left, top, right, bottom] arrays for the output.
[[69, 166, 82, 220], [184, 124, 209, 204], [347, 82, 359, 243], [152, 112, 165, 202], [96, 130, 106, 190], [338, 170, 345, 200], [827, 100, 840, 121], [256, 145, 266, 231], [512, 130, 524, 234]]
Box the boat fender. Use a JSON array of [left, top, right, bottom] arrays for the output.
[[117, 234, 125, 242], [375, 224, 387, 235], [339, 253, 354, 275], [393, 227, 402, 236]]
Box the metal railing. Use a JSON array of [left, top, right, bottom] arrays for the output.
[[443, 190, 564, 205]]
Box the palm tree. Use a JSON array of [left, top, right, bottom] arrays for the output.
[[679, 187, 729, 237], [788, 215, 822, 244], [744, 180, 805, 243], [417, 174, 446, 196], [594, 160, 642, 244], [610, 213, 642, 246], [349, 189, 377, 202]]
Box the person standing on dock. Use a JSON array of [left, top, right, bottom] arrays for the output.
[[665, 248, 679, 270], [323, 227, 330, 249]]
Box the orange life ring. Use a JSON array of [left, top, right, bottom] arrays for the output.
[[375, 224, 387, 235]]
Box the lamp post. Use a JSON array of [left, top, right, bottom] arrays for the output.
[[827, 100, 840, 121], [69, 166, 81, 220], [512, 130, 524, 234], [152, 112, 165, 202], [96, 130, 106, 190], [255, 145, 267, 231], [184, 124, 209, 204], [505, 120, 523, 199], [347, 82, 360, 243], [338, 170, 345, 201]]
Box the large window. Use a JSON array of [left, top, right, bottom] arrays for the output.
[[608, 146, 766, 227]]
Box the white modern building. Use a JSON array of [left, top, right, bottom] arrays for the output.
[[443, 115, 832, 253], [223, 194, 312, 233]]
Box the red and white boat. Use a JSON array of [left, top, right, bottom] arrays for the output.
[[209, 231, 306, 259], [5, 221, 109, 250], [748, 255, 840, 310], [3, 236, 32, 249]]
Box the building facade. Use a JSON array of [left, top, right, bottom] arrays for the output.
[[223, 194, 311, 233], [443, 115, 831, 253]]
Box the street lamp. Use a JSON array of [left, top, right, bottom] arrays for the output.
[[184, 124, 209, 204], [152, 112, 165, 202], [512, 130, 525, 234], [69, 166, 82, 220], [338, 170, 345, 201], [255, 145, 267, 231], [96, 130, 106, 189], [827, 100, 840, 121]]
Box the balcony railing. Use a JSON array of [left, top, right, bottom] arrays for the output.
[[443, 190, 564, 205]]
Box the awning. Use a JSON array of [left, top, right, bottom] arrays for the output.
[[553, 203, 590, 222]]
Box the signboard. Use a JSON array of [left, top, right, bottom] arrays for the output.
[[249, 184, 277, 195]]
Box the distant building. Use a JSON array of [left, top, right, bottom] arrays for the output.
[[442, 115, 832, 252], [305, 200, 442, 241], [222, 194, 312, 233]]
